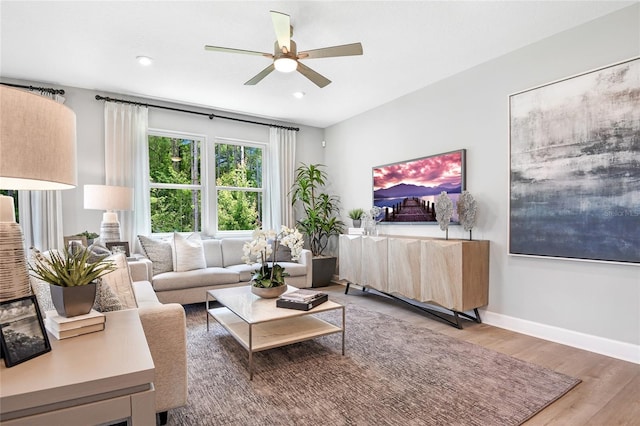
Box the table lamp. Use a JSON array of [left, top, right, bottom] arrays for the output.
[[83, 184, 134, 244], [0, 85, 77, 302]]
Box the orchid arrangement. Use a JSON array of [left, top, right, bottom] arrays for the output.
[[242, 226, 304, 288]]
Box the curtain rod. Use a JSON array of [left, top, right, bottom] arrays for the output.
[[95, 95, 300, 132], [1, 82, 65, 95]]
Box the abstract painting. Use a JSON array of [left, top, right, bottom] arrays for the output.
[[509, 57, 639, 264]]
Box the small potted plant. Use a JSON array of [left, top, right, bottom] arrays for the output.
[[29, 247, 116, 317], [79, 231, 99, 246], [348, 208, 364, 228], [242, 226, 304, 298]]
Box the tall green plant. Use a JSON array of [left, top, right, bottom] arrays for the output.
[[290, 163, 345, 257]]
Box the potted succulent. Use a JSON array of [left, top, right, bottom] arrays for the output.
[[29, 247, 116, 317], [348, 208, 364, 228], [290, 163, 345, 287], [79, 230, 99, 246], [242, 226, 304, 298]]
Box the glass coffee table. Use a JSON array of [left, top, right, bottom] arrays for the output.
[[206, 285, 345, 380]]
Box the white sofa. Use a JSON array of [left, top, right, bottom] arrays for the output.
[[133, 237, 313, 305]]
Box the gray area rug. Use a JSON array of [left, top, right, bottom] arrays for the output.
[[169, 303, 580, 425]]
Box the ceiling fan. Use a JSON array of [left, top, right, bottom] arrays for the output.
[[204, 10, 363, 88]]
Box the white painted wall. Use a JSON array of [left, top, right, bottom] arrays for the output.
[[324, 5, 640, 359]]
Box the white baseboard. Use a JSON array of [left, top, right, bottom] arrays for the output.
[[481, 310, 640, 364]]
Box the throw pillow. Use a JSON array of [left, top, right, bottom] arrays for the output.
[[93, 280, 125, 312], [138, 235, 173, 275], [173, 232, 206, 272], [98, 253, 138, 309], [86, 243, 112, 264]]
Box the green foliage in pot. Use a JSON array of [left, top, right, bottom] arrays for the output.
[[29, 247, 116, 287], [79, 230, 99, 240], [290, 163, 345, 257], [348, 208, 364, 220]]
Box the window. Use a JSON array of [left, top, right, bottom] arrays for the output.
[[148, 134, 202, 233], [147, 133, 264, 235], [214, 141, 263, 232]]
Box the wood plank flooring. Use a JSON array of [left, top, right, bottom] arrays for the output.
[[322, 283, 639, 425]]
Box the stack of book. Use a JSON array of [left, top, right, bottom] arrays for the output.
[[276, 289, 328, 311], [44, 309, 106, 340]]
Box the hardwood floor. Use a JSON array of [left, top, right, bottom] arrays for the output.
[[322, 283, 640, 425]]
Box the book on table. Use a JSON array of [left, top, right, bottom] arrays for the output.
[[277, 293, 328, 311], [280, 289, 327, 303], [45, 309, 106, 331], [45, 320, 105, 339]]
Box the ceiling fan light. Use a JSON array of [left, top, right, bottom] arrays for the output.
[[274, 57, 297, 73]]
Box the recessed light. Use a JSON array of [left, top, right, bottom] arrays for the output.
[[293, 91, 305, 99], [136, 56, 153, 66]]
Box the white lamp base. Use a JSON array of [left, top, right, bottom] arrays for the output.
[[0, 222, 31, 302], [99, 211, 122, 244]]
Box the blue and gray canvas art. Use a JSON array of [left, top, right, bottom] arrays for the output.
[[509, 58, 639, 264]]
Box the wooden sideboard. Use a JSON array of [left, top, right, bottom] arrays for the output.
[[339, 234, 489, 327]]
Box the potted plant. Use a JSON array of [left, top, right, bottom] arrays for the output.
[[29, 247, 116, 317], [290, 163, 345, 287], [242, 226, 304, 298], [79, 231, 99, 246], [348, 208, 364, 228]]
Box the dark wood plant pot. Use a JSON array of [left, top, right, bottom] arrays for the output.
[[49, 282, 97, 317], [312, 256, 337, 288]]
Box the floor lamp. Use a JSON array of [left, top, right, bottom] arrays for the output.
[[83, 184, 134, 244], [0, 85, 77, 302]]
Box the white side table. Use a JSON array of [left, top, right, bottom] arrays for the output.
[[0, 309, 155, 425]]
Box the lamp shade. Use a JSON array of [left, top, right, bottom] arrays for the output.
[[84, 185, 134, 211], [0, 85, 77, 190]]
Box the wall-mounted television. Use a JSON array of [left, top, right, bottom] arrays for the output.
[[372, 149, 466, 224]]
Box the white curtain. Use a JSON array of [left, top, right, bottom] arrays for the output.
[[104, 102, 150, 247], [18, 91, 66, 251], [264, 127, 296, 229]]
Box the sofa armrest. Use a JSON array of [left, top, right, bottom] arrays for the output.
[[298, 249, 313, 288], [137, 303, 187, 413], [128, 256, 153, 282]]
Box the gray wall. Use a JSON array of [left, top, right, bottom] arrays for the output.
[[324, 5, 640, 349]]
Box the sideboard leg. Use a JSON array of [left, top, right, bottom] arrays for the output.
[[344, 282, 351, 294]]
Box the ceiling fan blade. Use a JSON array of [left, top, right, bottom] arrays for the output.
[[244, 64, 276, 85], [298, 42, 363, 59], [205, 45, 273, 59], [297, 62, 331, 88], [270, 10, 291, 51]]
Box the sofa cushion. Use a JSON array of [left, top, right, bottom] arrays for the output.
[[152, 268, 241, 292], [225, 263, 261, 282], [221, 238, 251, 267], [203, 239, 223, 267], [138, 235, 173, 275], [173, 232, 206, 272], [98, 253, 138, 309]]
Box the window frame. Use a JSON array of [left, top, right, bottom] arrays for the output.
[[147, 129, 207, 234], [146, 131, 267, 237], [209, 137, 266, 238]]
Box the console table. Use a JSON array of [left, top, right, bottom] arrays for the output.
[[339, 234, 489, 328], [0, 309, 155, 425]]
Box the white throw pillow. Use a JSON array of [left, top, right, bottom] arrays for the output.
[[173, 232, 206, 272], [98, 253, 138, 309]]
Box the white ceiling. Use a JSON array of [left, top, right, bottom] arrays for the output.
[[0, 1, 633, 128]]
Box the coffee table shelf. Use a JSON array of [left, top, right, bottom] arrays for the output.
[[206, 286, 345, 379], [209, 307, 343, 352]]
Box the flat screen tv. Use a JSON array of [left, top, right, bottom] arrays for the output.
[[372, 149, 466, 224]]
